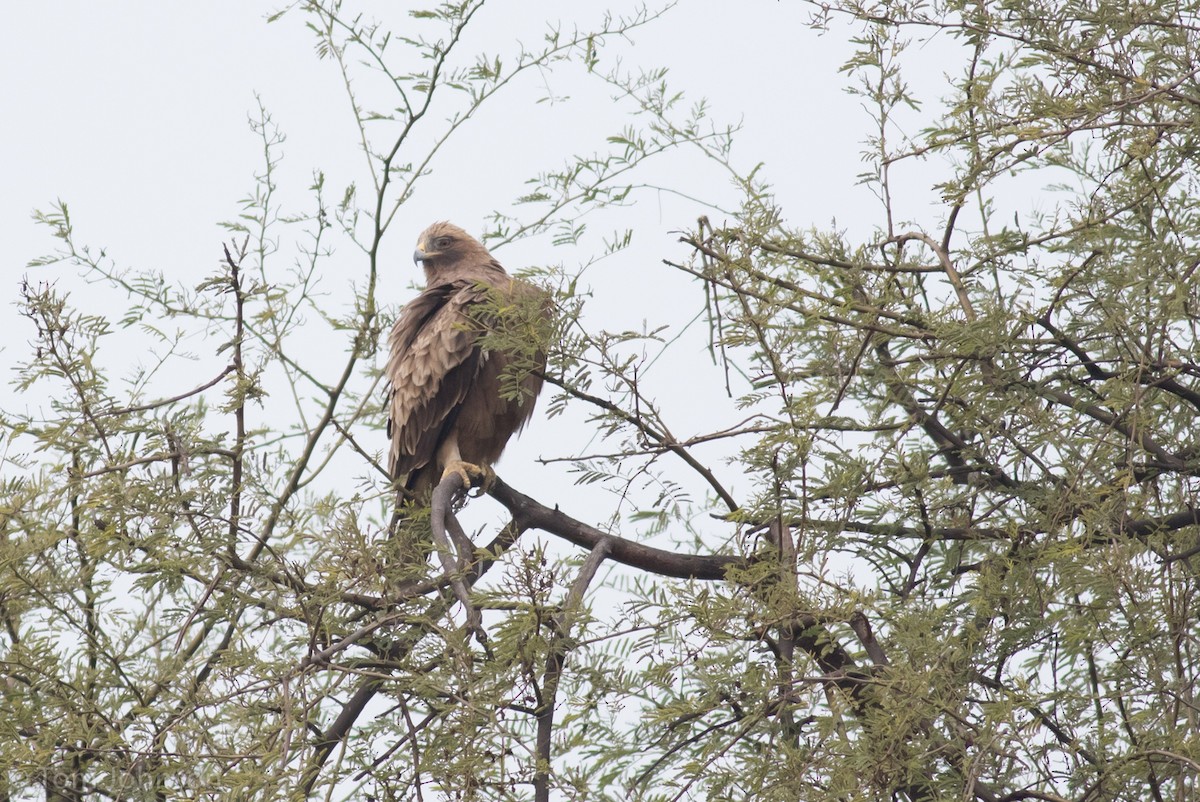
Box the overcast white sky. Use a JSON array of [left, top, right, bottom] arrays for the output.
[[2, 2, 960, 541], [2, 2, 867, 262]]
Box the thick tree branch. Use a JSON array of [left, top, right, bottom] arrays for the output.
[[1038, 316, 1200, 413], [487, 477, 737, 579]]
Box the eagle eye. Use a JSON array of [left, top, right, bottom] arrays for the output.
[[434, 236, 454, 250]]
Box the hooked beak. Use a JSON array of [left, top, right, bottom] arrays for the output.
[[412, 246, 428, 266]]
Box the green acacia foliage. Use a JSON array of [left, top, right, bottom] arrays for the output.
[[642, 2, 1200, 798], [3, 1, 1199, 801]]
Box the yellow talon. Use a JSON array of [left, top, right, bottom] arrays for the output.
[[441, 459, 483, 489], [439, 460, 496, 493]]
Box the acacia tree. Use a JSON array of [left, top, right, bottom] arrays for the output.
[[3, 1, 1200, 801]]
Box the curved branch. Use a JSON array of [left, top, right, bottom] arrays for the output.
[[431, 471, 485, 640], [889, 230, 977, 322], [487, 477, 737, 580]]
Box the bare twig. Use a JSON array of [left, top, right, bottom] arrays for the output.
[[97, 364, 236, 418]]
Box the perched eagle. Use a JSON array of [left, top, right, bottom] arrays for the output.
[[385, 222, 546, 498]]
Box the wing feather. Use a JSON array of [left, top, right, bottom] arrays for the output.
[[386, 280, 491, 485]]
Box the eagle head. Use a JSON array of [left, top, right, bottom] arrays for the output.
[[412, 221, 496, 282]]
